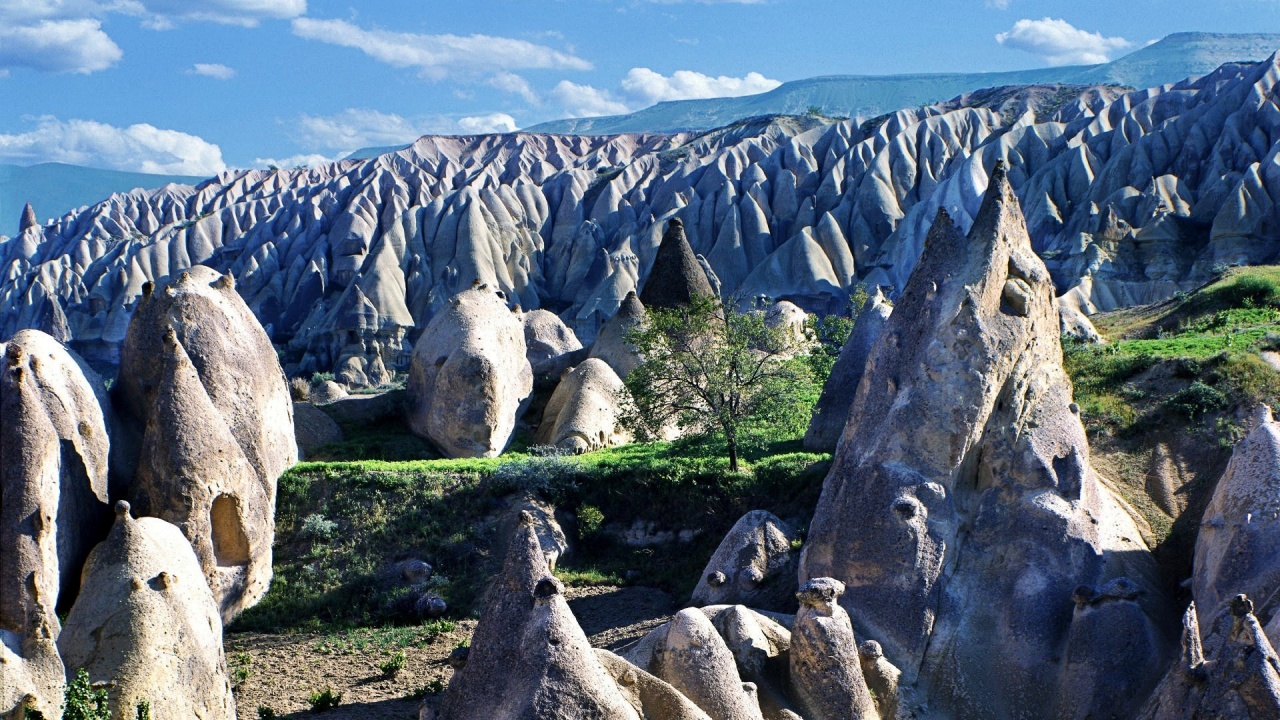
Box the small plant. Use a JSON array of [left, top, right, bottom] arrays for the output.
[[229, 651, 253, 688], [1164, 381, 1228, 420], [135, 700, 151, 720], [308, 687, 343, 712], [23, 707, 46, 720], [577, 504, 604, 539], [379, 650, 407, 678], [63, 669, 110, 720], [257, 706, 277, 720], [409, 677, 447, 699], [290, 376, 311, 402], [452, 638, 470, 651], [300, 513, 339, 542], [310, 372, 336, 385]]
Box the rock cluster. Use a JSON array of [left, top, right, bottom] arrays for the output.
[[691, 511, 799, 612], [535, 358, 630, 454], [0, 270, 293, 718], [803, 287, 892, 452]]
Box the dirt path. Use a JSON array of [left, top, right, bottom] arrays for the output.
[[228, 586, 676, 718]]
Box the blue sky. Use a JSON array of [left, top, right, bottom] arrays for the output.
[[0, 0, 1276, 172]]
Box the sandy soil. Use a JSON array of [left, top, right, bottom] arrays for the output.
[[229, 586, 676, 719]]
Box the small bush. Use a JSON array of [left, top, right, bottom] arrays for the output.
[[299, 513, 338, 542], [310, 372, 336, 385], [379, 650, 407, 678], [290, 376, 311, 402], [308, 687, 343, 712], [1164, 381, 1228, 420], [577, 504, 604, 539], [257, 706, 277, 720], [135, 701, 151, 720], [408, 678, 447, 700], [63, 669, 110, 720]]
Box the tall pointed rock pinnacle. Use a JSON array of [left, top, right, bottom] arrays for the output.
[[640, 219, 715, 310], [19, 203, 38, 233]]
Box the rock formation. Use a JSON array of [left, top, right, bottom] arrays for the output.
[[434, 512, 639, 719], [639, 219, 716, 310], [789, 578, 879, 720], [116, 266, 295, 622], [800, 165, 1168, 718], [650, 609, 765, 720], [292, 402, 343, 459], [8, 61, 1280, 380], [535, 359, 630, 454], [595, 649, 714, 720], [589, 291, 646, 379], [803, 288, 892, 452], [58, 502, 236, 720], [523, 309, 584, 377], [407, 286, 533, 458], [691, 510, 799, 612]]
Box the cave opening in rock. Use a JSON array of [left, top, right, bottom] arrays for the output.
[[210, 494, 250, 568]]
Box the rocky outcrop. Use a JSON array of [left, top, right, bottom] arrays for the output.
[[535, 359, 630, 454], [790, 579, 879, 720], [292, 402, 343, 459], [590, 291, 646, 379], [691, 511, 799, 612], [640, 219, 716, 310], [524, 309, 584, 377], [116, 267, 295, 622], [596, 649, 714, 720], [434, 512, 639, 719], [803, 288, 892, 452], [650, 609, 765, 720], [58, 502, 236, 720], [800, 166, 1168, 718], [407, 286, 533, 458]]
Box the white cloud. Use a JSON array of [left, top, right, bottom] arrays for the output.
[[985, 0, 1012, 8], [489, 72, 540, 104], [133, 0, 306, 28], [995, 17, 1130, 66], [620, 68, 780, 105], [291, 18, 592, 80], [0, 19, 122, 73], [0, 116, 225, 175], [458, 113, 518, 135], [250, 152, 343, 170], [190, 62, 235, 80], [550, 81, 632, 118], [295, 109, 441, 151]]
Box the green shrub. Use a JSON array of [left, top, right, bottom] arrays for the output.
[[1164, 381, 1228, 420], [577, 504, 604, 539], [135, 700, 151, 720], [299, 513, 338, 542], [308, 687, 343, 712], [257, 706, 277, 720], [63, 669, 110, 720], [379, 650, 407, 678]]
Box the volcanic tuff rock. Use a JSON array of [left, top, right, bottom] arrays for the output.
[[789, 578, 878, 720], [690, 510, 799, 612], [800, 166, 1169, 718], [589, 291, 646, 379], [433, 513, 639, 719], [803, 287, 892, 452], [407, 286, 533, 458], [639, 219, 716, 310], [523, 308, 584, 377], [535, 358, 630, 454], [13, 57, 1280, 380], [650, 608, 765, 720], [59, 502, 236, 720], [116, 266, 295, 622]]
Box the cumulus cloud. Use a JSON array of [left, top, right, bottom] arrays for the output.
[[489, 72, 540, 104], [250, 152, 344, 170], [190, 62, 235, 79], [0, 19, 122, 73], [995, 17, 1130, 66], [621, 68, 780, 105], [985, 0, 1012, 8], [550, 81, 632, 118], [0, 116, 226, 175], [458, 113, 518, 134], [291, 18, 592, 80]]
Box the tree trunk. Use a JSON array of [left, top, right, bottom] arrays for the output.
[[727, 436, 739, 473]]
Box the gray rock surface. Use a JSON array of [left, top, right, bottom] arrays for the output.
[[116, 266, 295, 622], [790, 578, 878, 720], [589, 291, 646, 379], [650, 608, 765, 720], [9, 62, 1280, 380], [292, 402, 343, 459], [535, 359, 630, 454], [640, 219, 716, 310], [596, 649, 714, 720], [435, 512, 639, 719], [691, 511, 799, 612], [58, 502, 236, 720], [803, 288, 892, 452], [800, 166, 1168, 718], [407, 286, 533, 458], [523, 309, 583, 376]]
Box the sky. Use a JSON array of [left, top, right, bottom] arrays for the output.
[[0, 0, 1276, 173]]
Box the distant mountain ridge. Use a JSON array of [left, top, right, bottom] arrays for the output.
[[0, 163, 203, 236], [527, 32, 1280, 135]]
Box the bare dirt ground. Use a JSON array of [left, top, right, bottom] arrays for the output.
[[229, 586, 675, 719]]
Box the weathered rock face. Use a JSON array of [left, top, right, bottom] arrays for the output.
[[639, 219, 716, 310], [596, 649, 714, 720], [435, 513, 639, 719], [691, 511, 799, 612], [803, 288, 892, 452], [790, 579, 879, 720], [589, 291, 646, 379], [523, 309, 583, 376], [116, 267, 295, 622], [59, 502, 236, 720], [650, 609, 765, 720], [407, 286, 533, 458], [1193, 405, 1280, 622], [535, 359, 630, 454], [292, 402, 343, 460], [800, 166, 1168, 718]]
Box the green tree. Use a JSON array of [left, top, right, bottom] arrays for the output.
[[622, 295, 815, 471]]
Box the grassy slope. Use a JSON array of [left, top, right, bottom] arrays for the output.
[[1064, 267, 1280, 587]]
